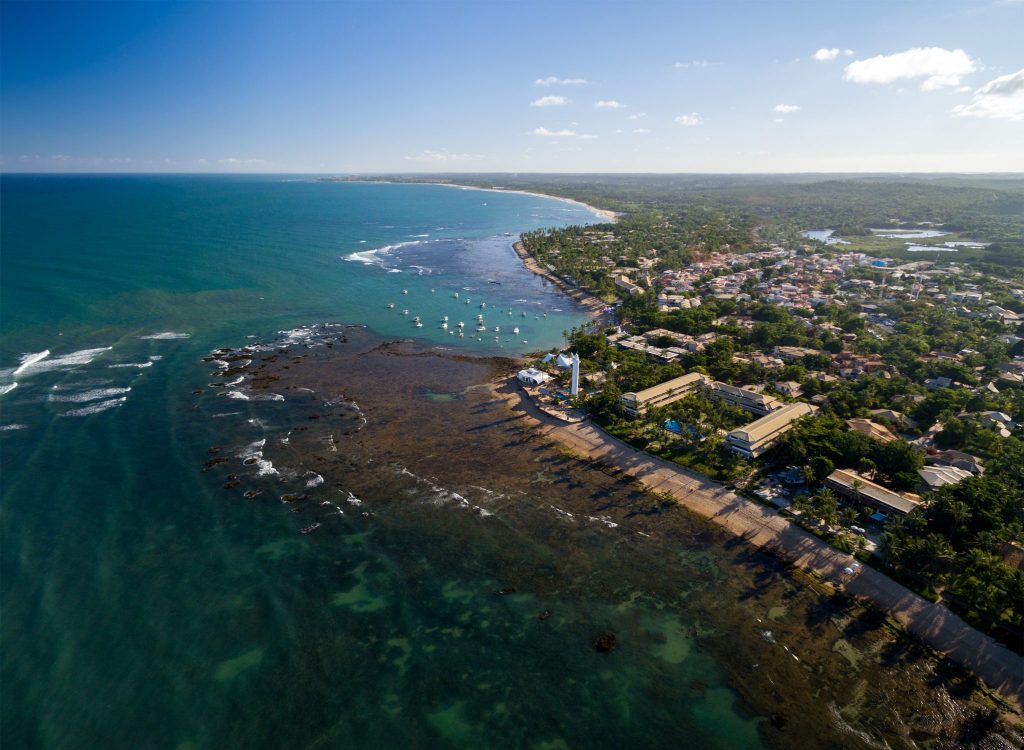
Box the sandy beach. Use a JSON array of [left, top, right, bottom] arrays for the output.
[[491, 377, 1024, 713], [511, 240, 610, 318]]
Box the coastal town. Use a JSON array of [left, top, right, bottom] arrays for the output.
[[512, 215, 1024, 674]]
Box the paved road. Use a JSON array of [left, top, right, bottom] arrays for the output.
[[493, 379, 1024, 712]]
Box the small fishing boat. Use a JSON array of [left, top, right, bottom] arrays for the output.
[[440, 322, 448, 329], [493, 326, 501, 333], [402, 289, 408, 295], [402, 309, 409, 315], [512, 327, 519, 334], [386, 303, 395, 309], [480, 302, 486, 309], [414, 321, 423, 328], [457, 321, 465, 328], [442, 315, 448, 322], [454, 292, 459, 298]]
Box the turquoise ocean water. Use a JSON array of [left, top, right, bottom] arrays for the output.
[[3, 176, 944, 749]]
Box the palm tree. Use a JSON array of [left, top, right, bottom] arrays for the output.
[[850, 478, 865, 514]]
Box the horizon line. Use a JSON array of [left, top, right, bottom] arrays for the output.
[[2, 170, 1024, 177]]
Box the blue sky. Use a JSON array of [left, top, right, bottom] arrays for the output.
[[1, 0, 1022, 172]]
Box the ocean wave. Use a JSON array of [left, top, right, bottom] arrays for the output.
[[239, 438, 278, 477], [49, 386, 131, 403], [13, 350, 50, 376], [304, 472, 325, 488], [276, 326, 318, 346], [0, 382, 18, 396], [9, 347, 112, 377], [107, 361, 154, 369], [343, 240, 424, 266], [0, 423, 28, 431], [225, 391, 250, 400], [140, 332, 190, 340], [62, 397, 126, 417]]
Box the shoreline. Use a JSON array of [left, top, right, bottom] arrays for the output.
[[511, 240, 610, 319], [491, 376, 1024, 714], [323, 177, 620, 224]]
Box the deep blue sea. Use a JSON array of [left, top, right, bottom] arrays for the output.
[[0, 176, 977, 749]]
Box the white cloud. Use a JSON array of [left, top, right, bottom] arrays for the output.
[[535, 76, 589, 86], [632, 128, 651, 134], [627, 112, 646, 120], [530, 127, 596, 139], [952, 68, 1024, 121], [674, 60, 717, 69], [595, 100, 625, 109], [403, 149, 480, 162], [844, 47, 977, 90], [531, 95, 569, 107], [812, 48, 854, 62], [773, 104, 800, 113], [218, 157, 269, 166], [675, 113, 703, 126]]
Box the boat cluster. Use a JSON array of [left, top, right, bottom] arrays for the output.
[[385, 287, 547, 344]]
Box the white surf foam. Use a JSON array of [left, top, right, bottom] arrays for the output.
[[13, 350, 50, 375], [304, 472, 325, 488], [62, 397, 126, 417], [108, 361, 154, 369], [343, 240, 424, 266], [11, 347, 112, 377], [225, 391, 250, 400], [139, 332, 190, 340], [0, 423, 28, 431], [0, 383, 18, 396], [49, 386, 131, 403]]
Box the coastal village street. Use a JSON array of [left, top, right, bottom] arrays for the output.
[[493, 378, 1024, 712]]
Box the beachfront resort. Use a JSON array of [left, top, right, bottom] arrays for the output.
[[512, 213, 1024, 665]]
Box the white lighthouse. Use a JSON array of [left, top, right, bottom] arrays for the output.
[[570, 352, 580, 396]]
